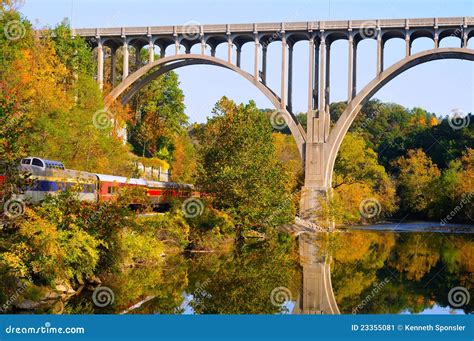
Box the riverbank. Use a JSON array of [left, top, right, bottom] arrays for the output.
[[346, 221, 474, 233]]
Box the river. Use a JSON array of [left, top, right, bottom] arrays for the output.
[[59, 223, 474, 314]]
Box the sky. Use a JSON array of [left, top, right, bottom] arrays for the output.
[[21, 0, 474, 123]]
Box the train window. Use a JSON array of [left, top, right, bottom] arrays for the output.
[[32, 158, 44, 168], [107, 186, 118, 194], [21, 159, 31, 165]]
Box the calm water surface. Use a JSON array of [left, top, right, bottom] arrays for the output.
[[67, 225, 473, 315]]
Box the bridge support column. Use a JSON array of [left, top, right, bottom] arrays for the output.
[[97, 40, 104, 89], [405, 32, 411, 57], [135, 45, 142, 71], [122, 39, 129, 79], [280, 34, 287, 107], [236, 46, 242, 67], [254, 37, 260, 79], [318, 34, 329, 142], [148, 37, 155, 63], [175, 39, 180, 55], [110, 47, 116, 86], [300, 34, 331, 220], [227, 38, 233, 63], [262, 45, 267, 83], [300, 143, 330, 218], [376, 29, 383, 74], [287, 43, 293, 113], [347, 33, 354, 101], [324, 42, 330, 141]]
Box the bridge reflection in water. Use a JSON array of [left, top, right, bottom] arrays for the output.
[[293, 233, 340, 314]]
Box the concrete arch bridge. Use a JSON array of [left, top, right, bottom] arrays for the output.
[[74, 16, 474, 216]]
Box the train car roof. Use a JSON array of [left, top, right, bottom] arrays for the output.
[[22, 165, 97, 180], [145, 180, 170, 188], [96, 174, 147, 186], [146, 180, 194, 189], [21, 157, 65, 170]]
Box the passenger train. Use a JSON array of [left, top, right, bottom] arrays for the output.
[[1, 157, 197, 207]]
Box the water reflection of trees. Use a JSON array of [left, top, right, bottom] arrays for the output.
[[187, 237, 300, 314], [64, 254, 189, 314], [65, 231, 472, 315], [327, 231, 473, 314], [65, 236, 300, 314]]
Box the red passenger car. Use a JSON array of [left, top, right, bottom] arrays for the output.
[[96, 174, 148, 203]]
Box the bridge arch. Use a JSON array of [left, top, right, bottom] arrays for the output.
[[105, 53, 306, 156], [325, 47, 474, 188]]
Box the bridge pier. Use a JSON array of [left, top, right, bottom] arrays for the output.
[[299, 32, 332, 220], [300, 186, 328, 218], [300, 141, 331, 219]]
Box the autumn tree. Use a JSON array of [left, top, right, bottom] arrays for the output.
[[198, 97, 295, 233], [392, 149, 440, 215], [129, 72, 187, 160], [328, 133, 397, 225]]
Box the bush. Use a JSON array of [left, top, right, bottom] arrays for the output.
[[136, 212, 190, 253], [118, 228, 164, 268], [187, 207, 236, 251], [0, 208, 101, 284]]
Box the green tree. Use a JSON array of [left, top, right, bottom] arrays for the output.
[[198, 97, 295, 233], [327, 133, 396, 225], [392, 149, 440, 215], [129, 72, 187, 161]]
